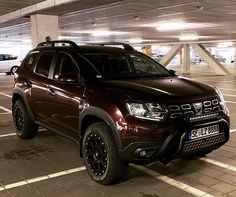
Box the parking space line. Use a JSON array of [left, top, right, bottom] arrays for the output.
[[0, 112, 11, 115], [133, 165, 214, 197], [0, 166, 86, 192], [199, 157, 236, 172], [225, 100, 236, 104], [0, 106, 11, 114], [0, 133, 16, 138], [0, 92, 12, 98], [223, 94, 236, 97]]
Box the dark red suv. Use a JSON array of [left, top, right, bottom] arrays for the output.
[[12, 41, 230, 185]]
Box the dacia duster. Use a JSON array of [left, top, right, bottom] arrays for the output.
[[12, 41, 230, 185]]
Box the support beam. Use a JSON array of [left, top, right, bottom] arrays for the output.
[[183, 44, 190, 74], [159, 44, 183, 67], [31, 14, 58, 47], [190, 44, 230, 75]]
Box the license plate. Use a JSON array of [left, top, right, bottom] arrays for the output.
[[190, 125, 220, 140]]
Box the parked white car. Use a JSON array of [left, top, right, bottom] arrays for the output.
[[0, 54, 21, 74]]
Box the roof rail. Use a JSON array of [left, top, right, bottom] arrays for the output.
[[36, 40, 79, 49], [87, 42, 134, 51]]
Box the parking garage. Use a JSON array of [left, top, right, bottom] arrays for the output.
[[1, 0, 236, 196]]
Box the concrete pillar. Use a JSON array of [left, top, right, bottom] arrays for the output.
[[142, 45, 152, 56], [234, 47, 236, 75], [177, 49, 183, 65], [30, 14, 59, 48], [183, 44, 191, 74]]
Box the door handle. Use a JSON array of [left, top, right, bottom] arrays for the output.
[[27, 80, 32, 88], [48, 88, 55, 96]]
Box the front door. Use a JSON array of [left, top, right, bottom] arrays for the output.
[[46, 51, 84, 133]]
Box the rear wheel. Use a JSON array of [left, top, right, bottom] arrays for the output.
[[82, 122, 128, 185], [13, 99, 38, 139], [10, 66, 19, 74]]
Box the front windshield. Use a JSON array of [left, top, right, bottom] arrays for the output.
[[83, 52, 172, 80]]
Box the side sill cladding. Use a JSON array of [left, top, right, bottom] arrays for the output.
[[79, 106, 123, 150], [12, 88, 35, 121]]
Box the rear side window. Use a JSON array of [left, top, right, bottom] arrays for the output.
[[25, 52, 39, 70], [35, 52, 54, 77]]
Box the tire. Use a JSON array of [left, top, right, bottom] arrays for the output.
[[10, 66, 19, 74], [13, 99, 38, 139], [82, 122, 128, 185]]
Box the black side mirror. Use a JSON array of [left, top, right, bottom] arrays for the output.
[[169, 69, 177, 76]]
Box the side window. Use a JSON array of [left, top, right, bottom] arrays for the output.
[[0, 55, 3, 61], [35, 52, 54, 77], [54, 53, 79, 79], [25, 52, 39, 70]]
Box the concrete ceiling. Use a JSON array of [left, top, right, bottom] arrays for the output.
[[1, 0, 236, 45]]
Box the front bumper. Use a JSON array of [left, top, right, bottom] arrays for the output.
[[119, 119, 229, 164]]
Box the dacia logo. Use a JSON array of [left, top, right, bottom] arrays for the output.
[[193, 102, 203, 115]]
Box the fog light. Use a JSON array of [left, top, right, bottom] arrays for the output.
[[139, 150, 146, 157]]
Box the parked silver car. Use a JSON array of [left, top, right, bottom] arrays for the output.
[[0, 54, 21, 74]]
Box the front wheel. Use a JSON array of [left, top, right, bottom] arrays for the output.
[[13, 99, 38, 139], [82, 122, 128, 185]]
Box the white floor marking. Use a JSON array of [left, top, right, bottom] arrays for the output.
[[199, 157, 236, 172], [0, 112, 11, 115], [223, 94, 236, 97], [220, 88, 236, 91], [0, 92, 12, 98], [230, 128, 236, 133], [0, 133, 16, 138], [0, 106, 11, 114], [133, 165, 214, 197], [225, 100, 236, 104], [0, 166, 86, 192]]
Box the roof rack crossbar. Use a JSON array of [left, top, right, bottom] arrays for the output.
[[87, 42, 134, 50], [36, 40, 79, 49]]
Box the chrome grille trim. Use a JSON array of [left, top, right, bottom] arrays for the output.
[[167, 98, 221, 120]]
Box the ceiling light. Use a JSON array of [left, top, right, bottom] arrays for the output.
[[128, 38, 143, 43], [217, 42, 234, 48], [22, 39, 31, 43], [92, 30, 128, 37], [153, 22, 217, 31], [156, 22, 188, 31], [179, 33, 199, 41]]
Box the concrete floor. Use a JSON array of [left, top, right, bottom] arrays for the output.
[[0, 71, 236, 197]]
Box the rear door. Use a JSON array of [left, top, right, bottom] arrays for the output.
[[29, 51, 55, 122]]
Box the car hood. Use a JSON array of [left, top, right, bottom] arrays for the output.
[[99, 76, 216, 102]]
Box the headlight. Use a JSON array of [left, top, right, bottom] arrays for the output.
[[215, 87, 229, 116], [126, 102, 167, 121]]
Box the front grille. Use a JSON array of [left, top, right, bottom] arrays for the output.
[[167, 97, 222, 121], [183, 133, 225, 153]]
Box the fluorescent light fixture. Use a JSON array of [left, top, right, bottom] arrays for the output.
[[156, 22, 188, 31], [92, 30, 128, 37], [150, 22, 218, 31], [179, 32, 199, 41], [22, 39, 31, 43], [128, 38, 143, 43], [217, 42, 234, 48]]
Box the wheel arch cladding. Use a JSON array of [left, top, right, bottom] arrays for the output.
[[79, 106, 123, 157], [12, 88, 35, 121]]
